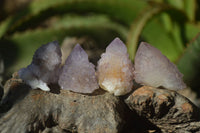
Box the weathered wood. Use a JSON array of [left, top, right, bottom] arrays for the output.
[[0, 75, 200, 133], [125, 86, 200, 133], [0, 77, 126, 133]]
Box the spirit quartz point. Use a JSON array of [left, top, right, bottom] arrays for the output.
[[97, 37, 134, 96], [134, 42, 186, 90], [18, 41, 62, 91], [58, 44, 99, 93]]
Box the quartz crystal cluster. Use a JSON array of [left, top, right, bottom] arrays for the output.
[[18, 41, 62, 91], [58, 44, 98, 93], [134, 42, 186, 90], [18, 37, 186, 96], [96, 38, 134, 96]]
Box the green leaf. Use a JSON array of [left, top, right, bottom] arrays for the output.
[[161, 12, 173, 32], [184, 0, 196, 21], [127, 6, 165, 61], [185, 23, 200, 41], [165, 0, 184, 9], [0, 0, 147, 38], [0, 15, 128, 74], [141, 15, 184, 62], [177, 33, 200, 88], [165, 0, 196, 21], [126, 3, 186, 61]]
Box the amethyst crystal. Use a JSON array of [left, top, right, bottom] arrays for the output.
[[58, 44, 99, 93], [18, 41, 62, 91], [96, 38, 134, 96], [134, 42, 186, 90]]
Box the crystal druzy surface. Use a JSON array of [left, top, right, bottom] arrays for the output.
[[58, 44, 99, 93], [134, 42, 186, 90], [97, 38, 134, 96], [18, 41, 62, 91]]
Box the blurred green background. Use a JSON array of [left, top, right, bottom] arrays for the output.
[[0, 0, 200, 100]]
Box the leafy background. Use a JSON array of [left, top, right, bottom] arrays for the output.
[[0, 0, 200, 102]]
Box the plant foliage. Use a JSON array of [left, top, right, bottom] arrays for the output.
[[0, 0, 200, 90]]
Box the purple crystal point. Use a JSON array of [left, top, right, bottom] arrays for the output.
[[59, 44, 99, 93], [134, 42, 186, 90], [18, 41, 62, 91], [106, 37, 127, 54], [97, 38, 134, 96]]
